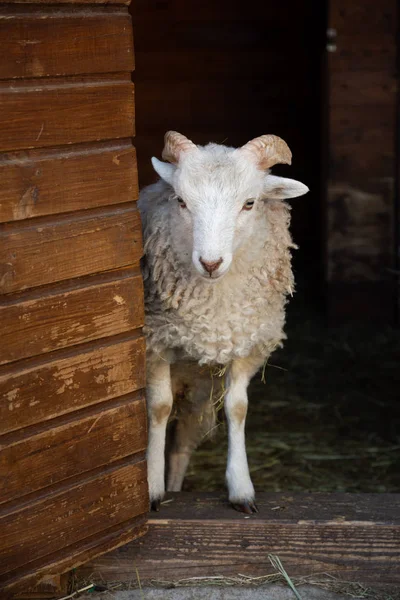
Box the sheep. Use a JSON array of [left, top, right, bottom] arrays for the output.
[[138, 131, 309, 513]]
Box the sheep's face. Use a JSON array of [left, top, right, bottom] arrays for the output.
[[152, 136, 308, 281]]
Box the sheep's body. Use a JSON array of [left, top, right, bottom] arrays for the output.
[[140, 133, 308, 513], [139, 175, 295, 366]]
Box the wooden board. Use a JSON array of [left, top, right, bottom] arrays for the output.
[[4, 516, 147, 596], [0, 269, 144, 364], [0, 205, 142, 293], [78, 492, 400, 585], [16, 574, 68, 599], [0, 0, 147, 595], [0, 141, 138, 223], [0, 76, 134, 151], [326, 0, 398, 321], [0, 459, 148, 578], [0, 394, 146, 505], [0, 334, 145, 435], [0, 7, 134, 79]]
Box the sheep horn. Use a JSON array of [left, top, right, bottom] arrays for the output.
[[239, 135, 292, 169], [162, 131, 197, 163]]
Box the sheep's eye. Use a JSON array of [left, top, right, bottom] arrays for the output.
[[242, 199, 255, 211], [177, 197, 187, 208]]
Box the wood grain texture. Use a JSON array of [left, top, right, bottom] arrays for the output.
[[326, 0, 397, 308], [0, 269, 144, 364], [79, 492, 400, 584], [0, 459, 149, 577], [0, 76, 134, 152], [0, 394, 146, 505], [330, 0, 396, 33], [0, 205, 142, 293], [0, 8, 134, 79], [0, 141, 138, 223], [330, 70, 397, 105], [3, 516, 147, 597], [16, 573, 68, 599], [0, 334, 146, 435]]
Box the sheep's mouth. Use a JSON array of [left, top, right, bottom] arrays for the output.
[[199, 271, 227, 282]]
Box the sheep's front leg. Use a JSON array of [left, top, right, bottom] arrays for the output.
[[146, 357, 173, 511], [225, 355, 264, 514]]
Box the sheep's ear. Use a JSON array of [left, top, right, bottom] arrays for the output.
[[262, 175, 309, 200], [151, 157, 176, 185]]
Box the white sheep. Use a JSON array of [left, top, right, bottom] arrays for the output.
[[138, 131, 308, 513]]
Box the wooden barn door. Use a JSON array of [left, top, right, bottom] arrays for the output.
[[326, 0, 398, 321], [0, 0, 148, 596]]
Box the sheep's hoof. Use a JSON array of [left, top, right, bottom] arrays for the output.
[[231, 500, 258, 515], [150, 499, 161, 512]]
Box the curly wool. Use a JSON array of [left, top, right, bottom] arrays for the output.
[[139, 181, 297, 366]]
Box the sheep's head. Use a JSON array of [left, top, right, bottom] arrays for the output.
[[151, 131, 309, 280]]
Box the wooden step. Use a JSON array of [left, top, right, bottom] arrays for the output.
[[77, 492, 400, 586]]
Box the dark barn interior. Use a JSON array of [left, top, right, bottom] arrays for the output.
[[132, 0, 400, 494]]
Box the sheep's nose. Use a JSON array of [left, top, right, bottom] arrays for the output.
[[199, 257, 223, 274]]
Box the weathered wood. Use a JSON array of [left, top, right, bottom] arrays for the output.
[[0, 269, 144, 364], [0, 8, 134, 80], [0, 393, 146, 504], [0, 459, 149, 578], [0, 334, 145, 435], [0, 141, 138, 223], [326, 0, 398, 319], [0, 0, 147, 594], [16, 574, 68, 598], [330, 70, 396, 105], [330, 0, 396, 33], [78, 492, 400, 585], [0, 76, 134, 151], [0, 205, 142, 293], [3, 516, 147, 597], [331, 34, 396, 72]]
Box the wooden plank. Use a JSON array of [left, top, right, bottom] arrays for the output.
[[0, 8, 134, 80], [0, 459, 149, 578], [0, 270, 144, 364], [330, 71, 397, 105], [0, 141, 138, 223], [3, 515, 147, 597], [0, 334, 145, 435], [78, 492, 400, 585], [330, 34, 396, 72], [329, 107, 395, 179], [0, 76, 134, 152], [330, 0, 396, 33], [16, 573, 68, 598], [0, 205, 142, 293], [0, 394, 146, 505]]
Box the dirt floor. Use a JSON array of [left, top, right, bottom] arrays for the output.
[[183, 275, 400, 495]]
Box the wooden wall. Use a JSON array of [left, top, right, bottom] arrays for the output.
[[131, 0, 325, 264], [0, 0, 148, 595], [326, 0, 399, 320]]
